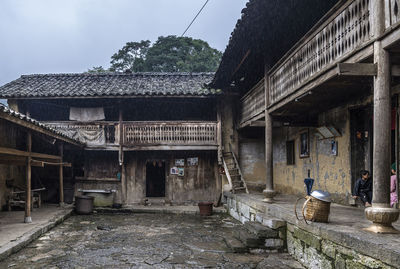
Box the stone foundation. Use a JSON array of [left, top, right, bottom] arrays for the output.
[[225, 193, 399, 269]]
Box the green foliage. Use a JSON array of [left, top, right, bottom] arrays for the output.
[[109, 36, 221, 73], [87, 66, 108, 73]]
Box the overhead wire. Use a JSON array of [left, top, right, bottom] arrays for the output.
[[181, 0, 210, 37]]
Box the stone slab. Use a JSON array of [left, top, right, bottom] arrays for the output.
[[244, 221, 279, 238]]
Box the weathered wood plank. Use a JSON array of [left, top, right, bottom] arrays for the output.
[[337, 63, 377, 76], [0, 147, 62, 160]]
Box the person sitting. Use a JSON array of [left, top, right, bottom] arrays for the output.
[[352, 170, 372, 207], [391, 164, 398, 208]]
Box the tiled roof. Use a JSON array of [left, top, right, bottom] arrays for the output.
[[0, 103, 82, 144], [0, 72, 218, 98]]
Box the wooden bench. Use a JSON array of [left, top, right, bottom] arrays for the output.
[[6, 179, 45, 211]]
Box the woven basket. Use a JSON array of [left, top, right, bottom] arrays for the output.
[[295, 196, 331, 224]]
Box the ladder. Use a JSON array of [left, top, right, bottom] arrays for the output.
[[222, 144, 249, 194]]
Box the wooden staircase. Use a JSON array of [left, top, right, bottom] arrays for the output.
[[222, 145, 249, 194]]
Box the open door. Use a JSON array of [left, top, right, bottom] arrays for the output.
[[350, 106, 373, 192], [146, 161, 165, 197]]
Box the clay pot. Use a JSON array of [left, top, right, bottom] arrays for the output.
[[198, 202, 213, 216]]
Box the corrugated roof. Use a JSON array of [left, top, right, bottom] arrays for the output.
[[0, 103, 82, 144], [0, 72, 218, 98]]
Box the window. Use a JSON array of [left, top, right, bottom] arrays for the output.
[[300, 129, 310, 158], [286, 140, 295, 165]]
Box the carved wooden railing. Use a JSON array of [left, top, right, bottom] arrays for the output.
[[240, 79, 265, 124], [386, 0, 400, 28], [44, 121, 118, 145], [269, 0, 373, 106], [122, 121, 218, 146]]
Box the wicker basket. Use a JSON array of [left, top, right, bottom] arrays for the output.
[[295, 195, 331, 224]]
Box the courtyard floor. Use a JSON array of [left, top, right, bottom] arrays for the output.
[[0, 213, 303, 269]]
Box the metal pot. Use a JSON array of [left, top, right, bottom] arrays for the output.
[[310, 190, 331, 203]]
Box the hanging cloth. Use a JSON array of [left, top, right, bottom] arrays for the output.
[[69, 107, 105, 122]]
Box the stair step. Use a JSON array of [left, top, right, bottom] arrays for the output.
[[224, 237, 248, 253], [235, 229, 265, 248], [244, 222, 278, 238]]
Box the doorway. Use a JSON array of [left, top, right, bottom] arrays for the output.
[[146, 161, 165, 197], [350, 106, 373, 191]]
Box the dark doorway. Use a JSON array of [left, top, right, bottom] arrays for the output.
[[146, 161, 166, 197], [350, 106, 373, 191]]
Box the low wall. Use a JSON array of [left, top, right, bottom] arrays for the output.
[[225, 192, 399, 269]]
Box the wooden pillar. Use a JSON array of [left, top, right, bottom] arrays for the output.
[[217, 101, 222, 164], [24, 131, 32, 223], [364, 0, 399, 233], [263, 74, 276, 202], [118, 106, 126, 204], [59, 143, 64, 206]]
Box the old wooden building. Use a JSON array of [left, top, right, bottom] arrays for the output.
[[212, 0, 400, 232], [0, 103, 81, 221], [0, 72, 222, 205]]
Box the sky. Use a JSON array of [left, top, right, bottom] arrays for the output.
[[0, 0, 247, 86]]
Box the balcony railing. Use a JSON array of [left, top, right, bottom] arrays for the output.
[[386, 0, 400, 28], [240, 79, 265, 125], [123, 121, 218, 146], [44, 121, 218, 147], [45, 121, 118, 146], [269, 0, 373, 106]]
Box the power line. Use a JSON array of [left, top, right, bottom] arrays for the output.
[[181, 0, 210, 37]]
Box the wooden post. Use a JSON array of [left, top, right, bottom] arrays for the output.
[[24, 131, 32, 223], [364, 0, 399, 233], [263, 73, 276, 202], [217, 101, 222, 164], [59, 143, 64, 206], [118, 106, 126, 204]]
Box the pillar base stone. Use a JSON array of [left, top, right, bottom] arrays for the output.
[[24, 216, 32, 223], [262, 189, 276, 203], [364, 206, 399, 234]]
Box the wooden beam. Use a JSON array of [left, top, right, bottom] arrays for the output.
[[25, 131, 32, 223], [336, 63, 377, 76], [250, 121, 266, 127], [0, 146, 61, 160]]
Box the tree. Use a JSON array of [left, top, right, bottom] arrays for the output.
[[107, 36, 221, 73], [145, 36, 222, 72], [109, 40, 151, 72], [87, 66, 107, 73]]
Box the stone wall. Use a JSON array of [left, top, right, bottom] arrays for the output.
[[287, 224, 396, 269], [239, 138, 266, 192], [225, 193, 398, 269], [273, 105, 352, 204]]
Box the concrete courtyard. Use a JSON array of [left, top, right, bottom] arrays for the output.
[[0, 213, 303, 269]]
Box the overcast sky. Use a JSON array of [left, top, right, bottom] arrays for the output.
[[0, 0, 247, 86]]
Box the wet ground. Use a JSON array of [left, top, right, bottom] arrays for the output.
[[1, 213, 303, 269]]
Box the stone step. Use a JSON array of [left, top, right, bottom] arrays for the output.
[[234, 229, 265, 249], [255, 213, 286, 229], [224, 236, 248, 253], [244, 221, 279, 239]]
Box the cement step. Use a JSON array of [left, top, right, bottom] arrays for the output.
[[244, 221, 279, 238], [224, 236, 248, 253]]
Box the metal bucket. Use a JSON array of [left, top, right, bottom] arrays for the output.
[[75, 195, 94, 215]]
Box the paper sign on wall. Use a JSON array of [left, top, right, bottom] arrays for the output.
[[175, 159, 185, 166], [187, 157, 198, 166], [177, 168, 185, 176]]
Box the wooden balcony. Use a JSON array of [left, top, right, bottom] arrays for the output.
[[239, 79, 265, 127], [122, 121, 218, 150], [268, 0, 374, 108], [45, 121, 219, 150]]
